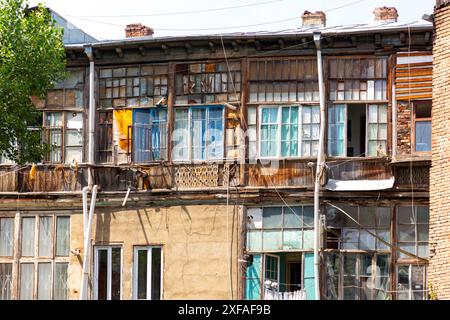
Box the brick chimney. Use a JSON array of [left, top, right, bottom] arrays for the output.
[[373, 7, 399, 22], [301, 10, 326, 27], [125, 23, 154, 38]]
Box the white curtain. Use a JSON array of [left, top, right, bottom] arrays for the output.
[[21, 218, 35, 257], [56, 217, 70, 256], [20, 263, 34, 300]]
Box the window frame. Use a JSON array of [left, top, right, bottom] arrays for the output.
[[172, 105, 225, 162], [412, 100, 432, 154], [42, 111, 84, 164], [17, 213, 70, 300], [257, 105, 320, 160], [327, 103, 388, 158], [132, 246, 163, 300], [395, 264, 427, 300], [93, 245, 123, 300], [246, 205, 315, 253]]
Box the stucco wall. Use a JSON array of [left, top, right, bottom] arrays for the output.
[[68, 204, 243, 300]]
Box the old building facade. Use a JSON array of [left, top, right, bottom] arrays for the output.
[[0, 6, 435, 300]]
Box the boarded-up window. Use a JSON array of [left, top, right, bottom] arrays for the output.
[[248, 58, 318, 103], [246, 206, 314, 251], [99, 65, 168, 108], [329, 57, 387, 101], [175, 62, 241, 105]]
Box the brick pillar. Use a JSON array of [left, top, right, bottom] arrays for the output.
[[429, 1, 450, 299]]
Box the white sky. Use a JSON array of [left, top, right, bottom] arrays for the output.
[[29, 0, 435, 40]]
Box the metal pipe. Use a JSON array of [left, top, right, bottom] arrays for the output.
[[85, 46, 95, 188], [82, 186, 89, 233], [313, 31, 325, 300], [80, 185, 98, 300]]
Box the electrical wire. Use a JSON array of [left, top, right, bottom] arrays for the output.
[[62, 0, 370, 33], [66, 0, 286, 18]]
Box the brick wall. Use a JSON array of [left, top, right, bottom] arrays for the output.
[[429, 3, 450, 299], [396, 102, 412, 155]]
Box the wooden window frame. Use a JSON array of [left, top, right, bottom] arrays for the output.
[[93, 245, 123, 300], [172, 106, 225, 163], [132, 246, 163, 300]]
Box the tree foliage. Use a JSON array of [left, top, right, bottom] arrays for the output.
[[0, 0, 66, 164]]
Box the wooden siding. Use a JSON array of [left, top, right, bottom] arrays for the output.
[[395, 52, 433, 100]]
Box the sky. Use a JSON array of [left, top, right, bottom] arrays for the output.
[[28, 0, 435, 40]]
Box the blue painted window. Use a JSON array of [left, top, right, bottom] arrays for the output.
[[172, 106, 224, 161], [132, 108, 167, 162]]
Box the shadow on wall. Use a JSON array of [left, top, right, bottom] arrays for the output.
[[95, 210, 112, 243]]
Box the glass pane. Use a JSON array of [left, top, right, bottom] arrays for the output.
[[38, 263, 52, 300], [45, 112, 62, 127], [368, 105, 378, 123], [137, 250, 147, 299], [411, 266, 425, 298], [303, 206, 314, 228], [56, 217, 70, 256], [97, 249, 108, 300], [262, 207, 282, 228], [262, 230, 282, 250], [398, 225, 415, 242], [20, 263, 34, 300], [248, 107, 257, 125], [368, 124, 378, 140], [360, 230, 376, 250], [151, 248, 162, 300], [111, 247, 121, 300], [247, 230, 262, 251], [0, 263, 12, 300], [303, 230, 314, 249], [283, 207, 302, 228], [342, 229, 359, 249], [21, 217, 35, 257], [416, 206, 429, 223], [0, 218, 14, 257], [65, 131, 83, 145], [39, 217, 52, 257], [192, 108, 207, 161], [397, 207, 416, 224], [282, 230, 301, 250], [415, 121, 431, 152], [54, 263, 68, 300]]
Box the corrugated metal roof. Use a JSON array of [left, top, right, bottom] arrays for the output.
[[65, 19, 433, 49]]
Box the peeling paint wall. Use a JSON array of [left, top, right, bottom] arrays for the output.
[[68, 205, 242, 300]]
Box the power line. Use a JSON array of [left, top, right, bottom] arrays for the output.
[[64, 0, 370, 33], [64, 0, 285, 18]]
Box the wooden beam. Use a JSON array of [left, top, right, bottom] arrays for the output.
[[232, 41, 239, 52], [161, 44, 169, 54], [278, 39, 285, 49], [375, 34, 382, 47], [350, 36, 357, 47], [67, 50, 77, 60], [115, 47, 124, 58], [399, 32, 407, 44], [94, 49, 102, 59], [326, 37, 334, 48], [184, 43, 193, 54], [301, 37, 309, 48], [208, 41, 216, 53], [425, 31, 431, 44], [138, 46, 147, 57], [254, 40, 261, 51]]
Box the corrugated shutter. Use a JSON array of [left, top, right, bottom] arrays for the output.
[[395, 52, 432, 101]]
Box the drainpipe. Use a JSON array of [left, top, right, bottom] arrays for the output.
[[85, 46, 95, 188], [80, 185, 98, 300], [313, 31, 325, 301]]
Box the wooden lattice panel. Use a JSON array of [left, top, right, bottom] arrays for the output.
[[175, 164, 219, 188]]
